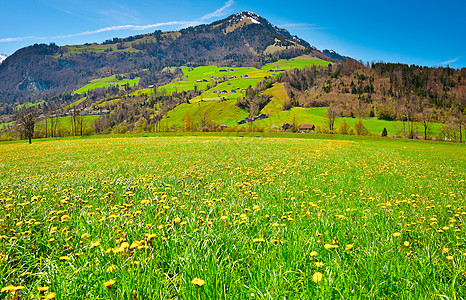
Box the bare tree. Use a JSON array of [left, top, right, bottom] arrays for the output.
[[418, 103, 434, 140], [327, 105, 338, 133], [21, 114, 35, 144], [451, 106, 465, 143]]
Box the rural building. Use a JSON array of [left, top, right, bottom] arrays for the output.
[[299, 124, 315, 132]]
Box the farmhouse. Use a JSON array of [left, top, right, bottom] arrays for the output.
[[299, 124, 315, 132]]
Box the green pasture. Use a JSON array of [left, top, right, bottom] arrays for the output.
[[74, 75, 140, 94], [0, 135, 464, 299]]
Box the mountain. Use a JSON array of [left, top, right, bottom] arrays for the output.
[[0, 11, 338, 105], [322, 49, 350, 61], [0, 53, 6, 64]]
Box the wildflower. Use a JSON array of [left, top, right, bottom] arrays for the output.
[[312, 272, 323, 283], [442, 248, 450, 254], [44, 292, 56, 299], [393, 232, 402, 237], [404, 241, 410, 247], [37, 286, 49, 293], [90, 241, 101, 248], [81, 233, 91, 239], [314, 262, 324, 268], [309, 251, 318, 257], [107, 265, 118, 273], [103, 279, 115, 288], [60, 215, 70, 222], [1, 285, 25, 292], [59, 256, 70, 261], [191, 277, 206, 287], [253, 205, 260, 211], [253, 238, 265, 243], [345, 244, 353, 251], [446, 256, 454, 261]]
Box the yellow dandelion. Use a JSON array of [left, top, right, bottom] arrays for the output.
[[446, 256, 454, 261], [310, 251, 318, 257], [60, 215, 70, 222], [312, 272, 323, 283], [404, 241, 410, 247], [393, 232, 402, 237], [1, 285, 25, 293], [90, 241, 101, 249], [191, 277, 206, 287], [107, 265, 118, 273], [59, 256, 70, 261], [37, 286, 49, 293], [44, 292, 56, 299], [345, 244, 353, 251], [252, 205, 260, 211], [314, 262, 324, 268], [442, 248, 449, 254], [252, 238, 265, 243], [103, 279, 115, 288], [220, 216, 228, 220], [81, 233, 91, 239], [324, 243, 333, 250]]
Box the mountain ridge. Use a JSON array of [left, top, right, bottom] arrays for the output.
[[0, 11, 342, 105]]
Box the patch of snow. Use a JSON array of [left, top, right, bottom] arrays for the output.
[[246, 16, 260, 24], [0, 53, 7, 64]]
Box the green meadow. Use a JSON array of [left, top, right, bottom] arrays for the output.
[[74, 75, 140, 95], [0, 135, 464, 299]]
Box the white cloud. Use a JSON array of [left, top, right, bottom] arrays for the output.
[[0, 36, 40, 43], [199, 0, 234, 21], [51, 21, 190, 39], [435, 57, 461, 66], [0, 0, 235, 43]]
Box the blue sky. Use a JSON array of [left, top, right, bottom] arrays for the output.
[[1, 0, 465, 68]]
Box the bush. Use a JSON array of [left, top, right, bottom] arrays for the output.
[[338, 120, 350, 135], [354, 121, 370, 136], [381, 127, 388, 137]]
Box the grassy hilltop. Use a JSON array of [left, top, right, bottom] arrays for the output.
[[0, 135, 464, 299]]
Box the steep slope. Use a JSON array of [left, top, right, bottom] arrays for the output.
[[0, 11, 338, 105]]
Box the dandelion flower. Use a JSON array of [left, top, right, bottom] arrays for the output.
[[393, 232, 402, 237], [442, 248, 449, 254], [44, 292, 56, 299], [314, 262, 324, 268], [103, 279, 115, 288], [312, 272, 323, 283], [1, 285, 25, 292], [37, 286, 49, 293], [59, 256, 70, 261], [345, 244, 353, 251], [404, 241, 410, 247], [252, 238, 265, 243], [191, 277, 206, 287], [107, 265, 118, 273], [309, 251, 318, 257], [446, 256, 454, 261]]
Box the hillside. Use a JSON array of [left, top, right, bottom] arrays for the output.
[[0, 12, 339, 107]]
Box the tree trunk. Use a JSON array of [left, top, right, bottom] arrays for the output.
[[29, 137, 31, 144]]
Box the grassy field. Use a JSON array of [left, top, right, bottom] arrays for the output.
[[74, 75, 140, 95], [162, 82, 443, 137], [0, 135, 464, 299]]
